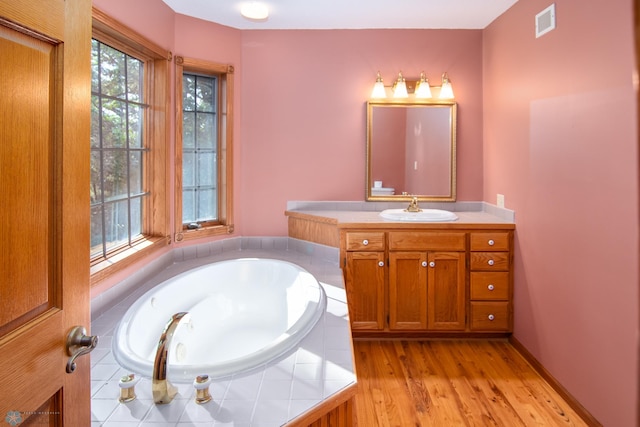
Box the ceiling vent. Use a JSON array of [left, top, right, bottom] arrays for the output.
[[535, 4, 556, 38]]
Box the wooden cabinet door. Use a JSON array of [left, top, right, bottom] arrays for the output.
[[345, 252, 386, 330], [0, 1, 91, 425], [427, 252, 466, 330], [388, 252, 428, 330]]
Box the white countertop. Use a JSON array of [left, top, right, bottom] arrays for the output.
[[285, 200, 515, 228], [287, 209, 514, 227]]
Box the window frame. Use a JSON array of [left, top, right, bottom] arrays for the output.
[[90, 7, 171, 285], [174, 56, 234, 242]]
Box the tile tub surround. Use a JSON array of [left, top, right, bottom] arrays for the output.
[[90, 237, 355, 426]]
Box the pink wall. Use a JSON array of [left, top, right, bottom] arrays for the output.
[[92, 1, 484, 238], [483, 0, 639, 425], [239, 29, 483, 235], [92, 0, 175, 49]]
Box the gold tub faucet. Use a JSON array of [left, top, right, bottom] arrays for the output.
[[152, 312, 189, 404]]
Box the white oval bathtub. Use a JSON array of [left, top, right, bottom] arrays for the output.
[[112, 258, 326, 381]]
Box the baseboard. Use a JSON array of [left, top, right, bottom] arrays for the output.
[[508, 336, 602, 427]]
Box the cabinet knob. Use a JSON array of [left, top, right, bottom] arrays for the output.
[[378, 261, 384, 267], [421, 261, 427, 267], [488, 314, 495, 321], [362, 239, 369, 245], [487, 284, 495, 291], [488, 259, 495, 266], [429, 261, 435, 268], [488, 239, 495, 246]]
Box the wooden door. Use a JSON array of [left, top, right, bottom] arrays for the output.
[[388, 252, 428, 330], [345, 252, 385, 330], [427, 252, 466, 330], [0, 1, 92, 425]]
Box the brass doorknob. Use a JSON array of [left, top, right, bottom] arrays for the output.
[[66, 326, 98, 373]]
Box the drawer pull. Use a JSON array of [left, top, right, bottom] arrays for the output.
[[362, 239, 369, 246], [378, 261, 384, 267], [488, 314, 495, 321], [488, 259, 495, 266], [487, 284, 495, 291], [488, 239, 495, 246], [421, 261, 427, 267], [429, 261, 436, 268]]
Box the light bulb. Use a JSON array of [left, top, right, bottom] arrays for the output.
[[371, 71, 387, 98], [414, 72, 432, 99], [393, 72, 408, 98], [439, 72, 454, 99]]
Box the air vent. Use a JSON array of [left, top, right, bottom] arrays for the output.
[[535, 4, 556, 38]]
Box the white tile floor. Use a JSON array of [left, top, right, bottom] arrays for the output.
[[90, 239, 355, 427]]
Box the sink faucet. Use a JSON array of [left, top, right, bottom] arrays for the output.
[[152, 311, 189, 404], [405, 196, 422, 212]]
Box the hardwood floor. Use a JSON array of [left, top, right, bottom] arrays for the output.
[[352, 340, 591, 426]]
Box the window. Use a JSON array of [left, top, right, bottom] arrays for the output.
[[175, 56, 234, 241], [182, 73, 218, 224], [90, 39, 147, 258], [90, 8, 170, 284]]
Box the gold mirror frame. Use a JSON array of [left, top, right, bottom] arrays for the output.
[[366, 100, 457, 201]]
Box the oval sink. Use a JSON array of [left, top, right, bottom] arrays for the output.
[[379, 208, 458, 222]]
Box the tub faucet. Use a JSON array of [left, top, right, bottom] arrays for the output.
[[405, 196, 422, 212], [153, 311, 189, 404]]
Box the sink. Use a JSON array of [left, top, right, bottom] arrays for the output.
[[379, 208, 458, 222]]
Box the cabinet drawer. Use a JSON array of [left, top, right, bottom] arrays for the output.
[[470, 232, 510, 251], [345, 232, 385, 251], [470, 272, 509, 300], [470, 302, 510, 331], [388, 232, 465, 251], [470, 252, 510, 271]]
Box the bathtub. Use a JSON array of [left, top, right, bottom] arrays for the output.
[[112, 258, 327, 382]]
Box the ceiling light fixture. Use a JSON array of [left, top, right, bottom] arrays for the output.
[[241, 2, 269, 21]]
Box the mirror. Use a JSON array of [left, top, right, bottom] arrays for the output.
[[366, 100, 457, 201]]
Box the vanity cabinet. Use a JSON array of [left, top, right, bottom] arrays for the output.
[[469, 232, 512, 331], [344, 232, 386, 331], [388, 232, 466, 331], [340, 226, 513, 337]]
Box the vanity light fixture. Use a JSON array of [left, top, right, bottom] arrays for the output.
[[392, 72, 409, 98], [414, 72, 432, 99], [371, 71, 454, 100], [240, 1, 269, 21], [371, 71, 387, 98], [439, 72, 454, 99]]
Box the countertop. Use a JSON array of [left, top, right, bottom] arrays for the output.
[[285, 209, 515, 230]]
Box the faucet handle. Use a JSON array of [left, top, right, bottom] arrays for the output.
[[119, 374, 140, 403], [194, 374, 213, 404]]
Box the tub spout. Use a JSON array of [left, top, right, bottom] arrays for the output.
[[152, 312, 188, 404]]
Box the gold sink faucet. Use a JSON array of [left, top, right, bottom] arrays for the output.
[[405, 196, 422, 212]]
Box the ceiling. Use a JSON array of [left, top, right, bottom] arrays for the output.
[[160, 0, 519, 30]]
